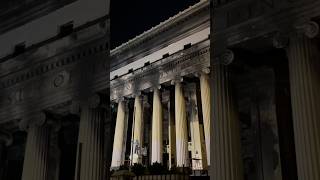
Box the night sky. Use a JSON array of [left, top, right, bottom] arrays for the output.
[[110, 0, 200, 49]]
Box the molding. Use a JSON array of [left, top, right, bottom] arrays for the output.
[[110, 0, 209, 71], [213, 0, 320, 53], [19, 112, 47, 131], [110, 40, 210, 101], [295, 20, 319, 38], [111, 0, 209, 55], [0, 37, 109, 124], [212, 49, 234, 65]]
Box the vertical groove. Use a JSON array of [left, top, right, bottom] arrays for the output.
[[111, 101, 126, 168], [175, 82, 189, 167], [76, 106, 105, 180], [132, 95, 144, 164], [287, 35, 320, 180], [212, 64, 243, 180], [200, 73, 211, 165], [189, 84, 205, 170], [151, 88, 163, 164], [22, 125, 49, 180]]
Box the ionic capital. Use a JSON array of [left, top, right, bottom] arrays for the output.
[[212, 49, 234, 65], [19, 112, 46, 131], [82, 93, 108, 109], [0, 130, 13, 146], [295, 20, 319, 39], [170, 76, 183, 85], [273, 32, 289, 49]]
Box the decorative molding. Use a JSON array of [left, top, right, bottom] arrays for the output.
[[0, 40, 108, 90], [0, 130, 13, 146], [111, 0, 209, 56], [213, 0, 320, 53], [19, 112, 47, 131], [295, 20, 319, 38], [212, 49, 234, 65], [110, 40, 210, 101]]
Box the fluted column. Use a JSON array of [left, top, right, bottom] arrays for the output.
[[286, 28, 320, 180], [212, 57, 243, 180], [111, 100, 127, 168], [188, 84, 205, 170], [21, 113, 50, 180], [74, 102, 105, 180], [175, 82, 189, 167], [199, 72, 211, 165], [151, 88, 163, 164], [131, 95, 144, 164]]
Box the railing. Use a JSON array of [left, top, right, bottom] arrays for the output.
[[134, 174, 189, 180]]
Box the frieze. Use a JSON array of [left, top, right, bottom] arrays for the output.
[[0, 40, 108, 90], [0, 46, 109, 123], [214, 0, 320, 52], [110, 40, 210, 101]]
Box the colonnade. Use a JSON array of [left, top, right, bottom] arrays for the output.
[[110, 73, 211, 170], [14, 96, 107, 180]]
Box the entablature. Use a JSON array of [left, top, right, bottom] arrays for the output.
[[110, 0, 210, 72], [110, 40, 210, 101]]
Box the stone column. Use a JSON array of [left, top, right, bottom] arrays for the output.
[[199, 72, 211, 165], [174, 81, 189, 167], [187, 84, 205, 170], [131, 95, 144, 164], [151, 88, 163, 164], [0, 131, 13, 178], [74, 95, 105, 180], [285, 22, 320, 180], [111, 100, 126, 168], [211, 51, 243, 180], [21, 113, 50, 180]]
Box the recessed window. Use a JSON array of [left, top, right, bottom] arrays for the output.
[[184, 43, 192, 49], [144, 61, 150, 66], [162, 53, 169, 58], [13, 42, 26, 56], [58, 22, 74, 37]]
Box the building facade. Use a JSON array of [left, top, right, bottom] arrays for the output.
[[0, 0, 110, 179], [0, 0, 320, 179], [109, 0, 210, 174]]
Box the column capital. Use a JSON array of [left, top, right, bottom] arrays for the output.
[[294, 20, 319, 39], [170, 76, 183, 85], [0, 130, 13, 146], [212, 49, 234, 65], [84, 93, 108, 109], [273, 20, 319, 49], [273, 32, 290, 49], [19, 112, 46, 131]]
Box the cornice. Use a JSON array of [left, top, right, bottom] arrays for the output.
[[212, 0, 320, 53], [0, 38, 108, 90], [0, 0, 76, 35], [110, 40, 210, 101], [110, 0, 209, 58]]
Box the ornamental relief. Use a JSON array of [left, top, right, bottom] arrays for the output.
[[110, 46, 209, 100], [0, 70, 71, 106]]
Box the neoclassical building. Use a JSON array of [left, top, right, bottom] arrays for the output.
[[1, 0, 320, 179], [0, 0, 110, 180], [210, 0, 320, 179], [109, 0, 210, 174], [109, 0, 320, 179]]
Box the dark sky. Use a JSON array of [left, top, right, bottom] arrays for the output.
[[110, 0, 200, 49]]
